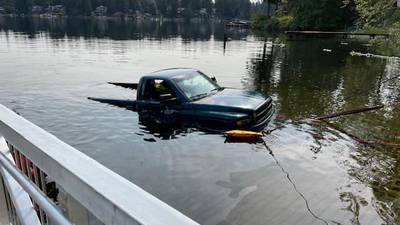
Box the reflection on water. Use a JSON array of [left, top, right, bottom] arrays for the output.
[[0, 16, 249, 41], [247, 37, 400, 224], [0, 17, 399, 225]]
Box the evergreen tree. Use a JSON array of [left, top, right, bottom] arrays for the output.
[[165, 0, 178, 17], [277, 0, 356, 30], [215, 0, 252, 19], [5, 0, 258, 18], [350, 0, 400, 27], [15, 0, 32, 14], [81, 0, 92, 15], [0, 0, 16, 13], [202, 0, 213, 14]]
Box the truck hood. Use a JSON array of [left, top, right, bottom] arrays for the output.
[[193, 88, 270, 110]]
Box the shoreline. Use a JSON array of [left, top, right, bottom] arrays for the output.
[[0, 14, 225, 21]]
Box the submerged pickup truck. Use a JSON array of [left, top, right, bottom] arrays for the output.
[[89, 68, 274, 131]]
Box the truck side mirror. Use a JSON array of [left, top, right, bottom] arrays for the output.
[[210, 76, 217, 83]]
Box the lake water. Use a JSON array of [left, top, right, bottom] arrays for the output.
[[0, 17, 399, 225]]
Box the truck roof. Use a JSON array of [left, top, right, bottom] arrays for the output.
[[144, 68, 198, 79]]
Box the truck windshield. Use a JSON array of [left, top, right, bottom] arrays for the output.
[[173, 72, 221, 100]]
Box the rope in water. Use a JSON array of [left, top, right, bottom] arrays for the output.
[[261, 138, 330, 225]]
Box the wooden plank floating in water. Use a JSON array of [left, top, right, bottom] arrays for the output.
[[317, 105, 384, 120], [285, 31, 390, 39], [350, 51, 400, 60]]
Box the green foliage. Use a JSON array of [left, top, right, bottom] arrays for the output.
[[251, 13, 293, 31], [215, 0, 252, 19], [251, 13, 269, 30], [367, 22, 400, 56], [284, 0, 356, 30], [0, 0, 16, 13], [15, 0, 32, 14], [276, 15, 293, 28], [350, 0, 400, 56], [252, 0, 354, 31], [351, 0, 400, 27], [390, 22, 400, 41]]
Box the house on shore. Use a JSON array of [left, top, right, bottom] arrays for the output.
[[45, 5, 65, 16], [199, 8, 208, 18], [92, 5, 107, 17], [31, 6, 43, 14]]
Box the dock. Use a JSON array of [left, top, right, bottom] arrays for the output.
[[225, 20, 251, 29], [285, 31, 390, 39]]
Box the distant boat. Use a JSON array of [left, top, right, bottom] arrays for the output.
[[225, 20, 251, 28]]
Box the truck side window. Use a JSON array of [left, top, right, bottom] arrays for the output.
[[143, 79, 175, 101]]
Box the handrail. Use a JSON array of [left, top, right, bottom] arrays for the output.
[[0, 136, 42, 225], [0, 152, 72, 225], [0, 104, 199, 225]]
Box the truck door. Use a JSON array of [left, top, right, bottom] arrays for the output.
[[137, 79, 180, 121]]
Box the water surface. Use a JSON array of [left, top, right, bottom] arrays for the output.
[[0, 17, 399, 225]]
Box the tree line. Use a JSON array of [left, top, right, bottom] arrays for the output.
[[3, 0, 397, 31], [0, 0, 262, 19], [252, 0, 355, 30], [251, 0, 400, 31]]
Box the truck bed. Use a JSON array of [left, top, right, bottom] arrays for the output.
[[88, 97, 137, 111]]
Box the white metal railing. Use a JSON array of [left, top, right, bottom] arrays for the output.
[[0, 144, 72, 225], [0, 136, 42, 225], [0, 104, 199, 225]]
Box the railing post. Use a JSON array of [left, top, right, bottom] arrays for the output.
[[0, 176, 10, 225], [0, 152, 73, 225], [0, 137, 42, 225]]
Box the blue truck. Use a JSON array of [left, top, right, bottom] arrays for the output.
[[89, 68, 274, 131]]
